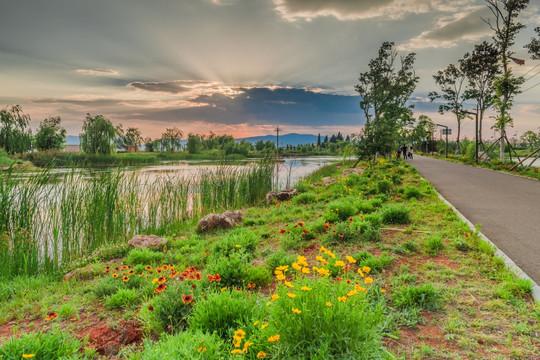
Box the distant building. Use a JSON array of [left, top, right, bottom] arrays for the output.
[[64, 145, 80, 153], [125, 145, 139, 153]]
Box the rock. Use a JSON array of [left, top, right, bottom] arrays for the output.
[[198, 210, 243, 232], [127, 234, 167, 249], [478, 152, 490, 161], [266, 188, 298, 203], [63, 264, 95, 282], [342, 168, 365, 177], [322, 177, 338, 186]]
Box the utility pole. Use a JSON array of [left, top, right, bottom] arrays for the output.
[[275, 126, 280, 159], [463, 109, 479, 162], [436, 124, 450, 158]]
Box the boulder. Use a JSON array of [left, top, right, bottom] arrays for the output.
[[322, 177, 338, 186], [198, 210, 243, 232], [127, 234, 167, 249], [266, 188, 298, 203], [342, 168, 365, 177], [63, 264, 95, 282]]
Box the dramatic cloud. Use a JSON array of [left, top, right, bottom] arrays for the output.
[[398, 6, 493, 50], [129, 80, 218, 94], [75, 68, 119, 76], [272, 0, 475, 21]]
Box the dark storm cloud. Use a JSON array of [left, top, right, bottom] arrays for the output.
[[126, 87, 364, 127]]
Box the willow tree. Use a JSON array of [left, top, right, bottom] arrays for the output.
[[354, 42, 419, 162], [483, 0, 529, 160], [80, 114, 117, 155], [429, 63, 468, 154], [0, 105, 33, 154]]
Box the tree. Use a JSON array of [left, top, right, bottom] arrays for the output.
[[525, 27, 540, 59], [186, 134, 202, 154], [0, 105, 33, 154], [483, 0, 529, 160], [429, 63, 468, 154], [520, 130, 539, 150], [143, 137, 155, 152], [80, 114, 117, 155], [354, 42, 419, 161], [35, 116, 66, 151], [317, 133, 321, 147], [461, 41, 500, 144], [115, 125, 143, 151], [161, 127, 183, 152]]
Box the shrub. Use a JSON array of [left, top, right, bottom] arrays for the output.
[[148, 281, 200, 333], [424, 234, 445, 255], [495, 277, 533, 300], [280, 223, 315, 250], [392, 284, 443, 311], [128, 330, 227, 360], [293, 192, 317, 205], [354, 200, 375, 214], [375, 180, 393, 194], [403, 186, 422, 199], [295, 179, 312, 193], [353, 251, 394, 273], [205, 253, 249, 288], [125, 248, 165, 265], [324, 200, 356, 222], [265, 251, 296, 271], [261, 275, 387, 359], [189, 290, 263, 339], [0, 328, 83, 360], [381, 204, 411, 225], [323, 220, 361, 244], [246, 266, 272, 287], [210, 228, 259, 260], [105, 288, 141, 310], [363, 213, 382, 228], [93, 276, 121, 298], [361, 225, 381, 242]]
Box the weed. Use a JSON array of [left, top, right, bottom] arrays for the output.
[[376, 180, 393, 194], [125, 248, 165, 265], [0, 327, 83, 359], [381, 204, 411, 225], [392, 284, 443, 311], [424, 234, 445, 256], [403, 186, 423, 199], [293, 192, 317, 205], [105, 288, 141, 310]]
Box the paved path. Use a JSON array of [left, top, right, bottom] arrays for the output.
[[410, 156, 540, 284]]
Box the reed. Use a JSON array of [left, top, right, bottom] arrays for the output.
[[0, 161, 273, 277]]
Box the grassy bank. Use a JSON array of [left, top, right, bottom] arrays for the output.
[[419, 152, 540, 181], [0, 159, 538, 359]]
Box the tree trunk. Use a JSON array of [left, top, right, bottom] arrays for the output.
[[455, 119, 461, 155]]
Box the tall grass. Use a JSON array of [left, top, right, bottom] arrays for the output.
[[0, 162, 273, 277]]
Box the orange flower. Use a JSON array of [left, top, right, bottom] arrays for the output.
[[257, 351, 267, 358], [268, 334, 280, 342], [128, 270, 135, 275], [182, 294, 193, 304], [122, 276, 130, 282], [45, 312, 58, 321], [247, 282, 256, 288], [163, 245, 167, 253], [364, 277, 373, 284], [292, 307, 301, 314]]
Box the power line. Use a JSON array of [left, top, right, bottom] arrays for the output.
[[521, 80, 540, 93], [522, 63, 540, 78], [524, 68, 540, 82]]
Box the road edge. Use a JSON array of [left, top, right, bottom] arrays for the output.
[[434, 191, 540, 302]]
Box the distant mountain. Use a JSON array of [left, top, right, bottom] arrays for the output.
[[237, 133, 318, 147], [64, 133, 319, 147]]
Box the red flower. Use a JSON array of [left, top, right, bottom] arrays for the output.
[[324, 223, 330, 230], [156, 268, 162, 274], [348, 217, 353, 222], [207, 275, 213, 281], [182, 294, 193, 304], [214, 274, 221, 282], [302, 229, 308, 234], [338, 233, 344, 238], [247, 282, 256, 288], [195, 273, 201, 281], [298, 222, 304, 226], [154, 284, 167, 294], [192, 283, 197, 289], [280, 229, 286, 234], [360, 215, 364, 220], [45, 312, 58, 321], [148, 305, 154, 311]]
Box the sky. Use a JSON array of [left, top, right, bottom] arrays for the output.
[[1, 0, 540, 141]]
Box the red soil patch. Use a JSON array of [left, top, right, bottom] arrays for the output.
[[84, 320, 143, 357]]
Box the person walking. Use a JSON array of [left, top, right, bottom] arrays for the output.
[[401, 145, 407, 160], [408, 145, 413, 160]]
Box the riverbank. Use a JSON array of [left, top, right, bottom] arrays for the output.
[[0, 159, 538, 359]]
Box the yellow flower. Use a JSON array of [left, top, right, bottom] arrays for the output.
[[301, 286, 312, 291], [268, 335, 280, 342], [326, 302, 332, 307], [261, 322, 268, 329], [381, 289, 386, 293], [221, 287, 228, 291], [338, 296, 347, 303], [327, 251, 336, 259], [235, 244, 241, 248], [334, 260, 345, 267], [243, 341, 254, 353], [319, 245, 328, 253], [271, 294, 279, 301], [152, 278, 159, 284], [284, 281, 294, 288], [346, 255, 356, 263], [317, 268, 330, 276], [276, 265, 289, 272], [297, 255, 307, 262], [274, 269, 283, 275], [315, 256, 328, 265], [198, 347, 207, 353], [362, 266, 371, 274], [231, 349, 243, 354], [257, 351, 267, 358], [364, 277, 373, 284], [301, 267, 310, 274], [287, 292, 296, 298], [347, 289, 358, 297], [22, 355, 35, 359], [357, 268, 364, 277], [355, 285, 367, 292], [234, 329, 246, 337], [292, 262, 302, 271], [253, 321, 259, 326], [292, 307, 301, 314], [276, 274, 286, 281]]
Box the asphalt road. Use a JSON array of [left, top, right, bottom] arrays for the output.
[[410, 156, 540, 284]]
